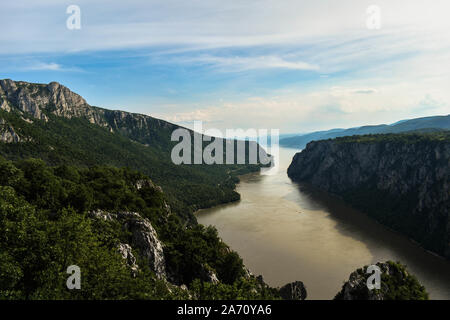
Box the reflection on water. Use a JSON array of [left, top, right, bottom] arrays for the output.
[[197, 146, 450, 300]]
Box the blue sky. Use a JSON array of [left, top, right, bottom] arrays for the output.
[[1, 0, 449, 133]]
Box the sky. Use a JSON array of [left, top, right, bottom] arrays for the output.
[[1, 0, 449, 133]]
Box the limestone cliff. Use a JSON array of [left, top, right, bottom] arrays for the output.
[[90, 210, 168, 279], [0, 118, 21, 143], [288, 133, 450, 258], [0, 79, 177, 146]]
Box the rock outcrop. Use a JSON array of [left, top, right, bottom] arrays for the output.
[[0, 118, 21, 143], [117, 243, 139, 276], [90, 210, 167, 279], [205, 268, 220, 284], [288, 133, 450, 259], [334, 261, 428, 300], [279, 281, 307, 300]]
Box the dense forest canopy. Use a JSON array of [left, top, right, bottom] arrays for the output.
[[0, 108, 263, 223], [0, 156, 279, 299]]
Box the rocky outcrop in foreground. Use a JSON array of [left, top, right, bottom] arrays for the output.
[[288, 133, 450, 258], [335, 261, 428, 300], [279, 281, 307, 300]]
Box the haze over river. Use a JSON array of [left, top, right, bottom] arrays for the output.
[[197, 146, 450, 299]]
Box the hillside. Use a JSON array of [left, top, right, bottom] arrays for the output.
[[0, 79, 266, 223], [280, 115, 450, 149], [0, 157, 283, 299], [287, 132, 450, 258]]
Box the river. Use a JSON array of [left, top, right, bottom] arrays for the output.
[[197, 146, 450, 300]]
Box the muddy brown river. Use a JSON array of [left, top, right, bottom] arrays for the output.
[[197, 146, 450, 300]]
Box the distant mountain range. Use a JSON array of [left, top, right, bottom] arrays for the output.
[[280, 115, 450, 149]]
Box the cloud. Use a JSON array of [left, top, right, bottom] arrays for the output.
[[1, 0, 450, 54], [153, 80, 450, 133], [353, 89, 378, 94], [416, 94, 447, 111], [167, 55, 319, 72], [27, 62, 62, 71], [330, 87, 379, 97], [14, 61, 84, 73]]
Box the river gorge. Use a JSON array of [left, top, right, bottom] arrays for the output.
[[197, 146, 450, 300]]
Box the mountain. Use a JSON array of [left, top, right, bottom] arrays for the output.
[[0, 79, 266, 222], [287, 132, 450, 259], [280, 115, 450, 149]]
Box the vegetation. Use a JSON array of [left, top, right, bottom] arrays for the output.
[[0, 109, 262, 223], [332, 131, 450, 144], [334, 261, 428, 300], [0, 156, 279, 300]]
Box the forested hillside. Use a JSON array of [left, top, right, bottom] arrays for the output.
[[0, 156, 280, 299], [0, 79, 266, 223], [0, 79, 283, 299]]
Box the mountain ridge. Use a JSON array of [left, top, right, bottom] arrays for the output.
[[280, 115, 450, 149], [0, 79, 265, 222], [0, 79, 181, 144]]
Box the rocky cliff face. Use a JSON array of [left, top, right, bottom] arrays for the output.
[[287, 133, 450, 258], [0, 79, 177, 145], [0, 79, 88, 121], [0, 118, 21, 143], [90, 209, 167, 279]]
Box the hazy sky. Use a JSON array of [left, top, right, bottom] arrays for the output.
[[1, 0, 449, 133]]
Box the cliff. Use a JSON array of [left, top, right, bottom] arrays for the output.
[[287, 133, 450, 258], [0, 79, 178, 146]]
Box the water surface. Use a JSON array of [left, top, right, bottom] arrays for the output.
[[197, 147, 450, 299]]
